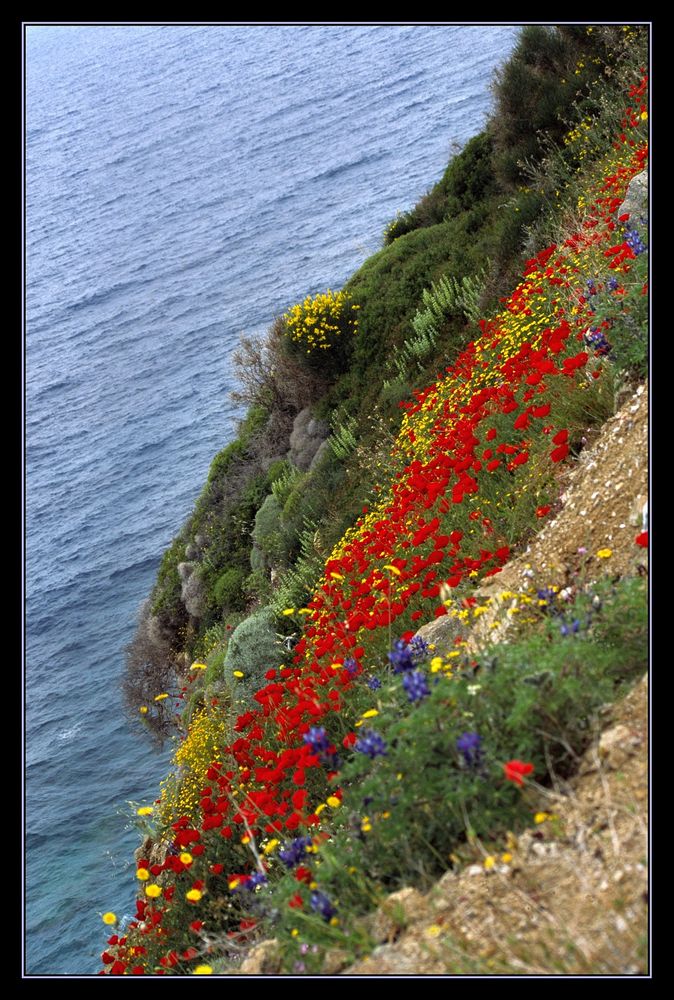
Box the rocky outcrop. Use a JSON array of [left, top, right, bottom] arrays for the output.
[[618, 169, 648, 223], [289, 407, 329, 471]]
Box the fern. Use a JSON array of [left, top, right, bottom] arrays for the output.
[[385, 264, 490, 381], [329, 412, 359, 461]]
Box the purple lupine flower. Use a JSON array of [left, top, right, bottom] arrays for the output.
[[560, 619, 581, 637], [625, 228, 647, 255], [584, 327, 611, 357], [388, 639, 416, 673], [279, 836, 313, 869], [355, 729, 387, 759], [303, 726, 331, 754], [409, 636, 431, 661], [402, 670, 430, 703], [310, 890, 336, 921], [607, 276, 619, 291], [247, 871, 268, 889], [456, 731, 483, 768], [367, 676, 382, 691]]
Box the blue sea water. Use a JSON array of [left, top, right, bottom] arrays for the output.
[[25, 23, 518, 974]]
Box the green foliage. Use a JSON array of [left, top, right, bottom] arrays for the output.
[[212, 566, 247, 611], [588, 233, 648, 380], [150, 535, 187, 623], [270, 461, 302, 505], [243, 567, 273, 605], [275, 576, 647, 957], [329, 411, 359, 461], [222, 607, 286, 696]]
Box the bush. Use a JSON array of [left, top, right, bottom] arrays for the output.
[[231, 317, 328, 419], [222, 607, 286, 695], [212, 566, 247, 611], [283, 289, 360, 377]]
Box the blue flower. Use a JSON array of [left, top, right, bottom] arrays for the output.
[[367, 676, 382, 691], [409, 636, 431, 661], [584, 327, 611, 357], [560, 618, 581, 637], [310, 890, 336, 921], [607, 276, 619, 291], [624, 228, 647, 255], [388, 637, 428, 673], [586, 278, 597, 295], [355, 729, 387, 759], [456, 731, 483, 768], [402, 670, 430, 703], [247, 871, 268, 889], [344, 657, 359, 676], [388, 639, 416, 673], [303, 726, 331, 754], [279, 836, 312, 869]]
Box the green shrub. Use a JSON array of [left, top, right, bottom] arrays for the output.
[[212, 566, 247, 611], [222, 607, 286, 694], [243, 568, 272, 604]]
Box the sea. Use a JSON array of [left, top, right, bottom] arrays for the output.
[[25, 22, 518, 975]]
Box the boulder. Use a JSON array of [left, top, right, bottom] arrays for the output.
[[181, 571, 205, 618], [617, 169, 647, 223], [289, 407, 329, 471]]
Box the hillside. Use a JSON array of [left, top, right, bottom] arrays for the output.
[[100, 25, 649, 976]]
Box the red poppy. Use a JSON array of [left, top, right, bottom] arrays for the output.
[[635, 531, 648, 548], [503, 760, 534, 786]]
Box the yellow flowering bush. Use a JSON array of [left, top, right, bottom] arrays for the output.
[[283, 289, 359, 373], [158, 706, 228, 824]]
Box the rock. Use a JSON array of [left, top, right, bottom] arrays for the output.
[[309, 438, 332, 471], [322, 948, 351, 974], [617, 169, 648, 223], [370, 887, 429, 942], [289, 407, 329, 471], [181, 571, 205, 618], [598, 723, 640, 764], [184, 542, 198, 560], [237, 939, 281, 975], [147, 612, 169, 647], [414, 615, 461, 655], [177, 561, 194, 581]]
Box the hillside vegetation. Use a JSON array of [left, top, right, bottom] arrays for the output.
[[104, 25, 649, 976]]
